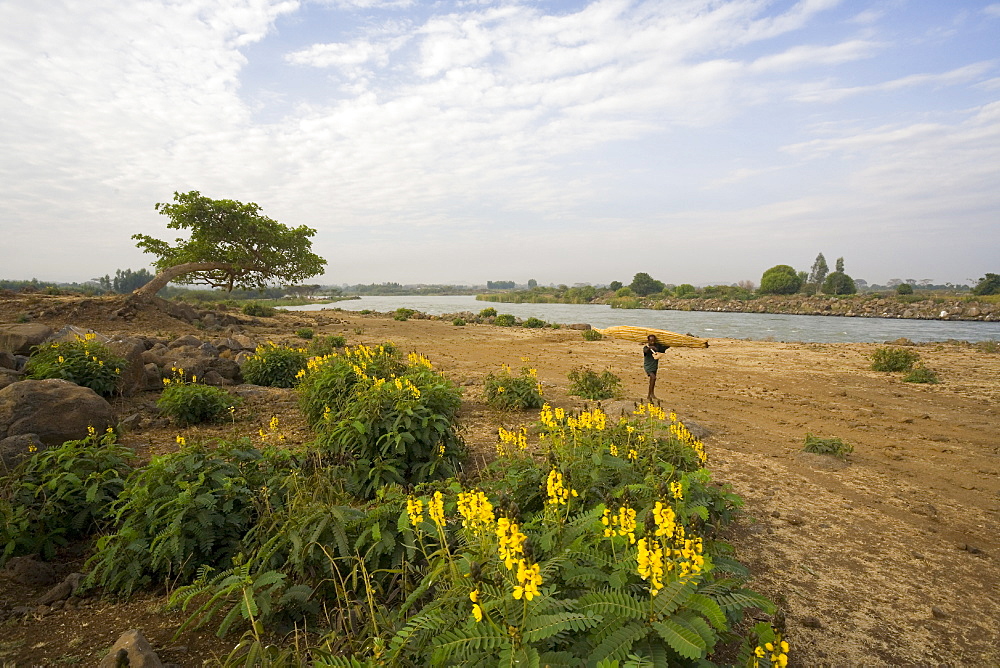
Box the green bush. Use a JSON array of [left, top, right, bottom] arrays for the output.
[[158, 381, 239, 425], [870, 346, 921, 372], [1, 429, 134, 563], [896, 283, 914, 295], [904, 365, 940, 384], [297, 343, 405, 428], [394, 307, 416, 321], [452, 317, 466, 326], [241, 343, 309, 388], [25, 335, 126, 397], [295, 327, 314, 340], [308, 334, 346, 356], [802, 433, 853, 459], [759, 264, 802, 295], [494, 313, 516, 326], [242, 302, 276, 317], [609, 297, 642, 309], [522, 317, 546, 328], [85, 441, 280, 595], [479, 307, 497, 318], [581, 328, 602, 341], [483, 364, 544, 410], [567, 367, 621, 400]]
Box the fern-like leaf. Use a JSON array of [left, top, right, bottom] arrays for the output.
[[650, 619, 706, 660], [523, 611, 599, 643], [431, 623, 509, 663], [589, 622, 647, 664], [686, 593, 727, 631]]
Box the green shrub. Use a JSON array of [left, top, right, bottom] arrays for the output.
[[308, 334, 346, 356], [295, 327, 314, 340], [158, 380, 239, 425], [522, 317, 546, 328], [870, 346, 921, 372], [609, 297, 641, 309], [242, 343, 309, 388], [895, 283, 914, 295], [25, 335, 126, 397], [581, 328, 602, 341], [242, 302, 276, 317], [567, 367, 621, 400], [297, 343, 406, 427], [85, 441, 280, 595], [1, 429, 134, 563], [802, 433, 853, 459], [494, 313, 516, 326], [479, 307, 497, 318], [452, 318, 466, 326], [759, 264, 802, 295], [394, 307, 416, 321], [483, 364, 543, 410], [904, 365, 940, 384]]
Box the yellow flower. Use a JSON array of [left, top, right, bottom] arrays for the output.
[[512, 559, 542, 601], [471, 603, 483, 622], [428, 491, 446, 528], [176, 435, 186, 446], [406, 497, 424, 528]]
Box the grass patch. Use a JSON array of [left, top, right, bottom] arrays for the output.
[[803, 433, 853, 459]]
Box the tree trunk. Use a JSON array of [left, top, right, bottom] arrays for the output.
[[129, 262, 232, 301]]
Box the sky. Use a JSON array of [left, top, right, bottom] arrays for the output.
[[1, 0, 999, 288]]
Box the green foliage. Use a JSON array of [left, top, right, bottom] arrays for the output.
[[674, 284, 697, 298], [1, 429, 133, 563], [25, 336, 126, 397], [822, 271, 857, 295], [869, 346, 921, 372], [296, 343, 405, 427], [494, 313, 516, 326], [582, 329, 603, 341], [630, 272, 666, 296], [568, 367, 621, 400], [158, 381, 238, 425], [479, 307, 497, 318], [308, 335, 346, 356], [614, 286, 635, 298], [903, 365, 940, 384], [972, 273, 1000, 296], [523, 317, 547, 328], [452, 318, 466, 326], [483, 364, 544, 410], [609, 298, 642, 309], [394, 308, 416, 321], [295, 328, 314, 340], [759, 265, 802, 295], [896, 283, 914, 295], [242, 302, 276, 317], [242, 343, 309, 388], [85, 441, 279, 595], [133, 190, 326, 292], [808, 253, 829, 285], [803, 433, 853, 459]]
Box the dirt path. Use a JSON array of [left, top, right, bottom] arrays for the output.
[[1, 297, 998, 666]]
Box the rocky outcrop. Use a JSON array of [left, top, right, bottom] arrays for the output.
[[0, 379, 113, 447], [0, 323, 54, 355]]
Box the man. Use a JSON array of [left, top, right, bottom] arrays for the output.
[[642, 334, 669, 402]]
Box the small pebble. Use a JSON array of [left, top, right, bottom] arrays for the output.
[[931, 606, 949, 619], [801, 616, 823, 629], [911, 551, 925, 560]]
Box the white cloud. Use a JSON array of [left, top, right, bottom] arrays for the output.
[[792, 61, 997, 103]]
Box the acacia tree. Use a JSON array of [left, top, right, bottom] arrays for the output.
[[130, 191, 326, 300]]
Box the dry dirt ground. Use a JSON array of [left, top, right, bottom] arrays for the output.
[[1, 295, 998, 667]]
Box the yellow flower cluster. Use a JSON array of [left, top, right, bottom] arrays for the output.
[[407, 352, 433, 369], [669, 421, 707, 466], [406, 497, 424, 527], [496, 426, 528, 456], [601, 505, 637, 543], [753, 636, 790, 668], [652, 501, 677, 537], [545, 469, 578, 506], [670, 481, 684, 501], [512, 559, 542, 601], [457, 490, 495, 533], [469, 589, 483, 622], [428, 491, 446, 528], [636, 537, 664, 595], [496, 516, 527, 570], [259, 416, 286, 443]]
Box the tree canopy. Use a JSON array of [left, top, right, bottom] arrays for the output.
[[808, 253, 829, 285], [759, 264, 802, 295], [629, 272, 666, 296], [971, 273, 1000, 296], [131, 191, 326, 298]]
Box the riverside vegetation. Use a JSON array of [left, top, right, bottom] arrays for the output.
[[1, 336, 782, 666]]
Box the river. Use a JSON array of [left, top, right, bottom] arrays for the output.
[[284, 296, 1000, 344]]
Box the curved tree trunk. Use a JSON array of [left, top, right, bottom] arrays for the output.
[[129, 262, 232, 301]]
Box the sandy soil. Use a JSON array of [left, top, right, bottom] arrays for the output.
[[1, 295, 998, 666]]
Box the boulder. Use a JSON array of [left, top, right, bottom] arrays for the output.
[[0, 368, 23, 390], [0, 379, 114, 446], [108, 336, 149, 397], [0, 351, 17, 369], [566, 323, 592, 330], [0, 323, 54, 355], [1, 554, 59, 587], [97, 629, 165, 668], [48, 325, 110, 344], [168, 334, 205, 350], [0, 433, 45, 470]]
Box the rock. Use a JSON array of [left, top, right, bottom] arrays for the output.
[[48, 325, 110, 344], [931, 606, 949, 619], [36, 572, 82, 605], [0, 379, 114, 446], [108, 336, 149, 397], [0, 323, 54, 355], [0, 433, 46, 469], [0, 368, 23, 390], [887, 337, 915, 346], [168, 334, 205, 350], [566, 323, 592, 330], [97, 629, 165, 668], [1, 554, 59, 586], [800, 616, 823, 629], [0, 351, 17, 369]]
